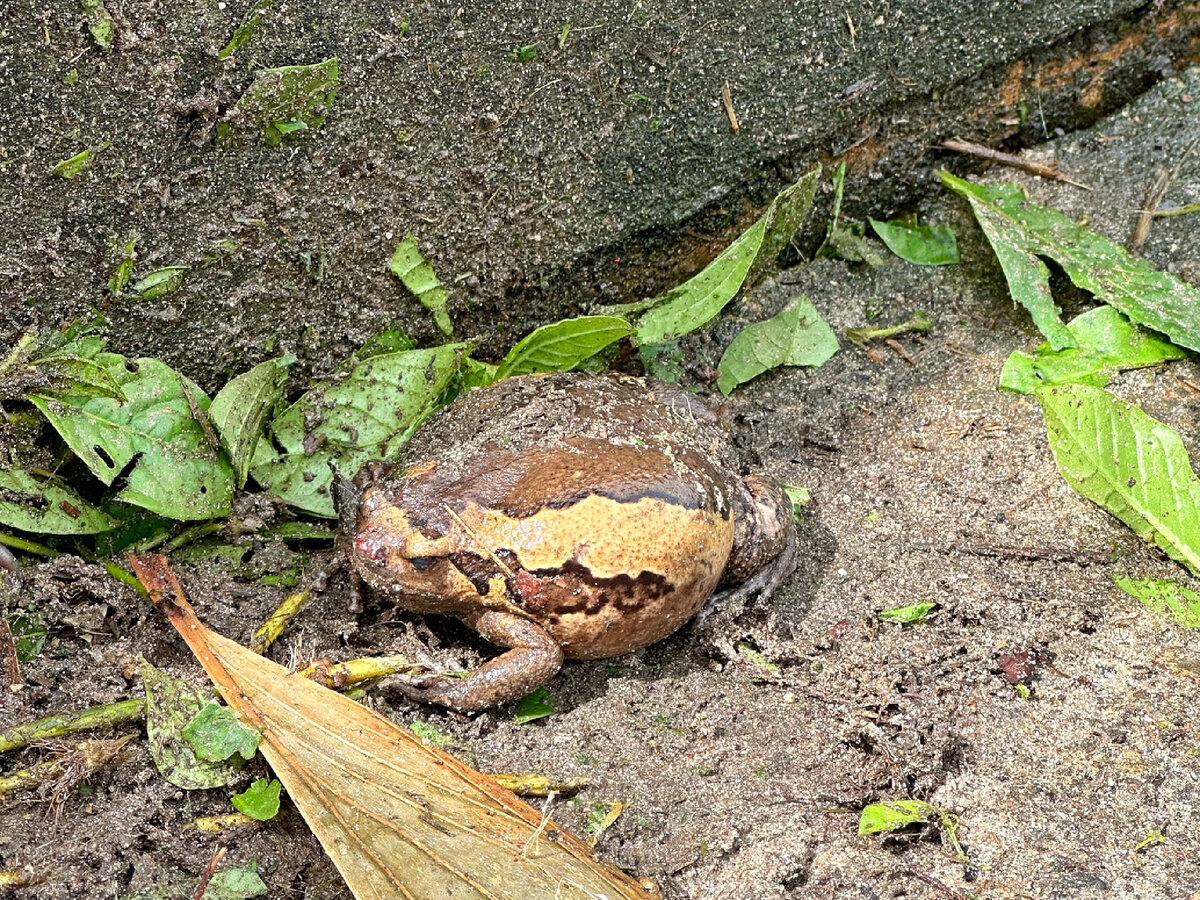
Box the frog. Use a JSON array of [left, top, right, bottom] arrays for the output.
[[336, 372, 796, 713]]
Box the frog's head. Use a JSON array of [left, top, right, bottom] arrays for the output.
[[722, 475, 796, 598]]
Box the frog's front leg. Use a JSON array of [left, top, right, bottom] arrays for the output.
[[388, 609, 564, 713]]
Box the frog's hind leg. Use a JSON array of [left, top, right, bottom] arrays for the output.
[[385, 610, 564, 714]]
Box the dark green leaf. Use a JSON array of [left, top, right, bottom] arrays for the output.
[[209, 358, 292, 488], [1000, 306, 1187, 394], [495, 316, 633, 380], [940, 171, 1200, 352], [181, 701, 262, 762], [1038, 384, 1200, 575], [227, 57, 339, 147], [511, 687, 555, 725], [716, 296, 839, 394], [636, 169, 820, 345], [30, 355, 235, 520], [0, 469, 118, 535], [232, 778, 282, 821], [868, 219, 959, 265], [388, 235, 453, 335], [251, 344, 467, 516], [142, 660, 238, 789], [8, 614, 47, 662]]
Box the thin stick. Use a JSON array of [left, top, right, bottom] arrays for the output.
[[191, 845, 228, 900], [940, 138, 1091, 190], [0, 698, 145, 754], [1127, 167, 1171, 253], [722, 81, 740, 135]]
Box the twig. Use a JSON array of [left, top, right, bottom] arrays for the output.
[[912, 540, 1107, 565], [846, 314, 932, 349], [722, 81, 740, 135], [191, 845, 228, 900], [1153, 199, 1200, 218], [940, 138, 1091, 190], [0, 698, 145, 754], [1127, 167, 1171, 253]]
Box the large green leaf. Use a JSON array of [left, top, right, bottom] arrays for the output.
[[716, 296, 838, 395], [0, 468, 118, 535], [29, 355, 234, 520], [251, 344, 467, 516], [636, 169, 819, 345], [209, 357, 292, 488], [1038, 384, 1200, 575], [142, 660, 238, 790], [1000, 306, 1187, 394], [1113, 575, 1200, 628], [940, 171, 1200, 352], [494, 315, 633, 380]]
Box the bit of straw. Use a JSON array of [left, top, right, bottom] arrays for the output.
[[940, 138, 1091, 190]]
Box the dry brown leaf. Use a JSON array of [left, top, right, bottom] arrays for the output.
[[130, 554, 652, 900]]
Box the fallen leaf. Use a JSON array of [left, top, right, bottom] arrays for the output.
[[130, 554, 651, 900]]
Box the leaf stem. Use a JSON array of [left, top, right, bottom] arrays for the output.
[[846, 314, 933, 348], [0, 698, 145, 754], [0, 532, 57, 558]]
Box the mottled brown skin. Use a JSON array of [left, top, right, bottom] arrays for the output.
[[346, 373, 795, 713]]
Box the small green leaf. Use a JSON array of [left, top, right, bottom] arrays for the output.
[[999, 306, 1186, 394], [0, 469, 119, 535], [868, 219, 959, 265], [208, 357, 292, 488], [637, 341, 685, 384], [509, 44, 538, 62], [388, 235, 453, 335], [782, 483, 810, 521], [227, 57, 339, 147], [51, 147, 98, 178], [495, 316, 633, 381], [181, 702, 262, 762], [877, 601, 937, 625], [218, 0, 273, 60], [859, 799, 935, 835], [1038, 384, 1200, 576], [940, 171, 1200, 352], [30, 356, 235, 520], [142, 661, 238, 789], [80, 0, 114, 49], [232, 778, 282, 821], [251, 344, 468, 516], [716, 295, 839, 394], [108, 239, 137, 294], [409, 720, 453, 748], [129, 266, 188, 301], [511, 687, 555, 724], [636, 169, 820, 345], [124, 863, 268, 900], [1113, 575, 1200, 628], [7, 614, 47, 662], [817, 162, 887, 267]]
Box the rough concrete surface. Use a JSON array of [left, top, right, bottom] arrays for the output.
[[2, 7, 1200, 900], [2, 0, 1198, 386]]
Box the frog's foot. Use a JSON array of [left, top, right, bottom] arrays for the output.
[[384, 610, 563, 714]]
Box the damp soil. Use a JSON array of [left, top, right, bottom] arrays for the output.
[[3, 10, 1200, 900]]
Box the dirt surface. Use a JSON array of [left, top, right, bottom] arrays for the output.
[[3, 22, 1200, 900]]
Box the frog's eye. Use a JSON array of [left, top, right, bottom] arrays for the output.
[[409, 557, 434, 572]]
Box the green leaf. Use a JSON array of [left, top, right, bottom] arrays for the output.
[[716, 295, 839, 394], [209, 358, 292, 488], [7, 614, 47, 662], [129, 266, 188, 301], [1038, 384, 1200, 576], [51, 146, 100, 178], [1113, 575, 1200, 628], [232, 778, 282, 821], [1000, 306, 1187, 394], [141, 660, 239, 789], [868, 219, 959, 265], [494, 316, 633, 381], [388, 235, 453, 336], [637, 341, 685, 384], [409, 720, 453, 748], [877, 601, 937, 625], [181, 701, 262, 762], [636, 169, 820, 345], [859, 799, 936, 835], [251, 344, 467, 516], [940, 171, 1200, 352], [782, 483, 810, 521], [816, 162, 886, 267], [511, 687, 555, 725], [218, 0, 273, 60], [29, 355, 234, 520], [80, 0, 114, 49], [0, 469, 118, 535], [124, 863, 268, 900], [108, 239, 137, 295], [227, 57, 339, 147]]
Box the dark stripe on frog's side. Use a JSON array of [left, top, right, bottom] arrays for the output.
[[447, 551, 674, 616]]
